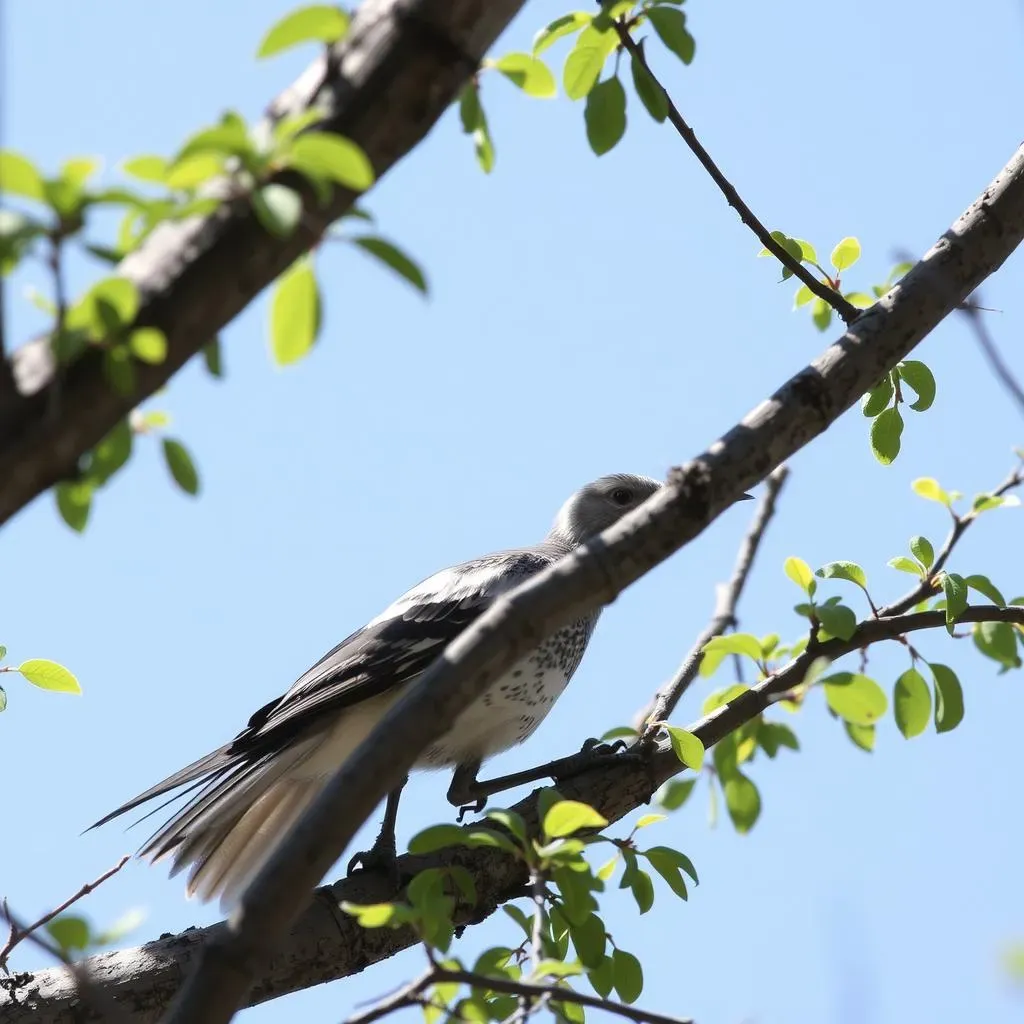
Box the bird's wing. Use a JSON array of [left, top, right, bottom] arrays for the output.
[[90, 548, 553, 831]]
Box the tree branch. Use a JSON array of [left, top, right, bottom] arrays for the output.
[[613, 21, 859, 325], [960, 296, 1024, 417], [155, 143, 1024, 1024], [635, 465, 789, 732], [0, 0, 528, 527], [6, 606, 1022, 1023]]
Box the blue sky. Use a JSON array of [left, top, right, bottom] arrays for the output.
[[4, 1, 1024, 1022]]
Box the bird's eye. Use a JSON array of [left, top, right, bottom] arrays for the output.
[[610, 487, 634, 506]]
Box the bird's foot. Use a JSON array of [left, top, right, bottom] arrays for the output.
[[551, 736, 645, 782], [346, 838, 399, 888]]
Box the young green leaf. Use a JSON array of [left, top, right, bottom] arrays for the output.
[[861, 375, 894, 417], [202, 337, 224, 378], [46, 915, 91, 952], [352, 236, 428, 294], [0, 149, 46, 200], [844, 721, 875, 752], [870, 406, 904, 465], [252, 184, 303, 238], [286, 132, 374, 191], [162, 438, 200, 496], [55, 480, 93, 533], [492, 53, 557, 98], [584, 77, 627, 155], [563, 46, 605, 100], [408, 824, 467, 854], [893, 668, 931, 738], [973, 620, 1022, 669], [823, 672, 887, 726], [909, 535, 934, 569], [91, 420, 133, 485], [122, 155, 168, 183], [723, 773, 761, 833], [964, 574, 1006, 607], [533, 12, 591, 54], [256, 5, 349, 58], [811, 296, 832, 332], [645, 7, 696, 64], [611, 949, 643, 1003], [911, 477, 951, 505], [629, 48, 667, 122], [129, 328, 168, 365], [18, 659, 81, 694], [701, 632, 763, 663], [665, 726, 704, 770], [897, 360, 936, 412], [830, 236, 861, 271], [794, 284, 815, 308], [815, 561, 868, 589], [816, 603, 857, 641], [784, 556, 816, 596], [888, 555, 924, 577], [270, 256, 321, 366], [940, 572, 968, 633], [543, 800, 608, 838], [929, 662, 964, 733], [656, 777, 696, 810]]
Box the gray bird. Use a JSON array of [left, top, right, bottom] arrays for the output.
[[91, 473, 662, 907]]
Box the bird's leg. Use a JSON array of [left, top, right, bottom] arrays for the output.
[[347, 778, 407, 884], [447, 740, 647, 817]]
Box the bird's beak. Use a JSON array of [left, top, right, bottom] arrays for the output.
[[738, 493, 755, 501]]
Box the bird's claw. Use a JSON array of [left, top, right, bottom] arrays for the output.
[[346, 842, 399, 887], [456, 796, 486, 823], [553, 737, 644, 782]]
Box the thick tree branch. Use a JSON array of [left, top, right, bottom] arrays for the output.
[[156, 143, 1024, 1024], [0, 0, 527, 527], [635, 465, 789, 732], [6, 604, 1022, 1023], [614, 22, 859, 325]]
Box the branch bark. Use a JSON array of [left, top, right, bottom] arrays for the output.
[[154, 142, 1024, 1024], [0, 0, 527, 527], [6, 604, 1022, 1023]]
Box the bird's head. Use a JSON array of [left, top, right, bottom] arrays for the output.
[[549, 473, 663, 549]]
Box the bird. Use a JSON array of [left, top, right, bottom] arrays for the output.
[[90, 473, 663, 908]]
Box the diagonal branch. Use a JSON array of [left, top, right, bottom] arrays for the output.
[[960, 296, 1024, 417], [6, 605, 1022, 1024], [0, 0, 528, 528], [161, 144, 1024, 1024], [635, 465, 789, 732], [613, 21, 859, 325]]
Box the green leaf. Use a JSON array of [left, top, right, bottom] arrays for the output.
[[492, 53, 557, 97], [701, 684, 748, 714], [91, 420, 133, 485], [815, 561, 868, 589], [162, 438, 200, 496], [897, 360, 936, 412], [584, 77, 627, 156], [870, 406, 904, 465], [844, 721, 875, 752], [629, 49, 667, 122], [0, 150, 46, 200], [912, 477, 951, 505], [794, 284, 815, 309], [122, 155, 168, 183], [816, 602, 857, 641], [270, 256, 321, 366], [567, 912, 605, 967], [811, 296, 832, 332], [563, 46, 606, 101], [830, 236, 861, 271], [930, 662, 964, 733], [965, 574, 1006, 607], [485, 809, 527, 845], [0, 646, 6, 662], [129, 327, 167, 365], [644, 844, 697, 887], [408, 824, 466, 854], [845, 291, 875, 309], [202, 337, 224, 378], [626, 867, 654, 914], [459, 82, 484, 132], [352, 237, 428, 294], [645, 6, 696, 64], [893, 668, 931, 738], [664, 726, 704, 770], [55, 480, 93, 533], [543, 800, 608, 838], [888, 555, 924, 577], [941, 572, 968, 633], [286, 132, 374, 192], [93, 907, 146, 947], [861, 375, 894, 417], [656, 777, 696, 810], [757, 721, 799, 757], [340, 901, 411, 927], [46, 915, 91, 952], [66, 276, 140, 340], [823, 672, 887, 726], [723, 773, 761, 833], [18, 659, 81, 694], [0, 687, 6, 712], [586, 955, 615, 998], [634, 813, 666, 829], [973, 620, 1022, 669], [783, 556, 816, 596], [533, 12, 591, 54], [701, 632, 763, 662], [257, 5, 349, 57], [252, 184, 303, 238], [165, 152, 223, 190], [611, 949, 643, 1003], [909, 535, 934, 569]]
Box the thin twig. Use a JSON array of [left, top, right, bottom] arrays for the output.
[[0, 854, 130, 970], [879, 463, 1024, 617], [346, 964, 694, 1024], [614, 22, 859, 325], [960, 296, 1024, 417], [636, 465, 789, 732]]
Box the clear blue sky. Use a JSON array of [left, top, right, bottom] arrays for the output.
[[4, 2, 1024, 1022]]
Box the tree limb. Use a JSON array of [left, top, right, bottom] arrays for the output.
[[6, 603, 1022, 1023], [158, 143, 1024, 1024], [635, 465, 789, 732], [960, 296, 1024, 417], [0, 0, 528, 528]]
